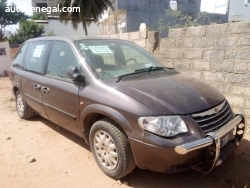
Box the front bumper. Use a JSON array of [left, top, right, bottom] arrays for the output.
[[175, 114, 245, 173]]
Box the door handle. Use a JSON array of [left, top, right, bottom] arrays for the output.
[[42, 86, 50, 94], [34, 84, 41, 90]]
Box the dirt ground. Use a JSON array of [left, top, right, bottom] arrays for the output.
[[0, 77, 250, 188]]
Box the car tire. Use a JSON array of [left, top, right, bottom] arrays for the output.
[[16, 90, 35, 119], [89, 118, 136, 179]]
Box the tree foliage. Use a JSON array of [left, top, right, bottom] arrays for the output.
[[58, 0, 113, 36], [31, 12, 47, 20], [8, 21, 45, 44], [0, 0, 29, 40], [158, 9, 216, 35]]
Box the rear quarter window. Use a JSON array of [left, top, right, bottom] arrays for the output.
[[12, 43, 28, 69]]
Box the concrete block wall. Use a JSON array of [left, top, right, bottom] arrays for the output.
[[155, 22, 250, 131]]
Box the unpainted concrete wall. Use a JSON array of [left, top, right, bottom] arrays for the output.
[[0, 42, 11, 76]]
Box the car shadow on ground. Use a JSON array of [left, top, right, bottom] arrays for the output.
[[30, 116, 250, 188], [29, 116, 91, 152]]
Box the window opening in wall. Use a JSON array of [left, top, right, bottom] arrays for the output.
[[0, 48, 6, 56]]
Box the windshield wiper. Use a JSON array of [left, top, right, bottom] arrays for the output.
[[116, 67, 172, 82], [135, 66, 166, 72]]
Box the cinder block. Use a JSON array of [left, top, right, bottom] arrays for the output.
[[160, 38, 176, 50], [206, 24, 229, 36], [232, 86, 250, 97], [203, 72, 225, 82], [234, 61, 250, 73], [110, 34, 119, 38], [174, 61, 191, 70], [211, 61, 234, 73], [216, 36, 239, 47], [140, 31, 148, 39], [195, 38, 214, 48], [204, 50, 225, 60], [133, 39, 146, 48], [162, 50, 184, 59], [176, 38, 194, 48], [119, 33, 129, 40], [227, 48, 250, 60], [185, 49, 203, 60], [148, 31, 159, 43], [183, 71, 202, 80], [169, 28, 186, 38], [186, 26, 206, 37], [161, 59, 174, 68], [129, 31, 141, 40], [192, 61, 211, 71], [225, 95, 244, 107], [229, 22, 250, 34], [239, 35, 250, 46], [225, 74, 250, 85]]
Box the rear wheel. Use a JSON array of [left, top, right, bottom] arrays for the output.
[[16, 90, 35, 119], [89, 119, 136, 179]]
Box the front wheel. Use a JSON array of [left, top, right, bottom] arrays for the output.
[[89, 119, 136, 179], [16, 90, 35, 119]]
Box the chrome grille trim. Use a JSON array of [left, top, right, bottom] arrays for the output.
[[192, 100, 233, 133]]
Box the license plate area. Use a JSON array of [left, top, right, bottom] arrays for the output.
[[220, 130, 233, 148]]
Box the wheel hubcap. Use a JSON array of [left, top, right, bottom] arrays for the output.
[[94, 131, 118, 170], [17, 94, 24, 116]]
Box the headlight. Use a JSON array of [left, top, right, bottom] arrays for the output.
[[138, 116, 188, 137]]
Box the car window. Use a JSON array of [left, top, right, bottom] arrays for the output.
[[46, 41, 79, 80], [23, 41, 51, 74], [12, 43, 28, 69]]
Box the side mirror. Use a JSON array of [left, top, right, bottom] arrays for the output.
[[67, 66, 85, 82]]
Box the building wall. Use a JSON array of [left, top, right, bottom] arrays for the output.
[[39, 19, 101, 37], [229, 0, 250, 22], [154, 21, 250, 130], [0, 42, 11, 76]]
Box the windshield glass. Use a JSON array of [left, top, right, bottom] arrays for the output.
[[75, 39, 165, 79]]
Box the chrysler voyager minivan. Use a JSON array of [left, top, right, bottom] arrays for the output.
[[9, 36, 246, 179]]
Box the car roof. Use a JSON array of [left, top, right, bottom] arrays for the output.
[[26, 36, 127, 44]]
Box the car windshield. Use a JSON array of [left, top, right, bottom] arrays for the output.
[[75, 39, 166, 80]]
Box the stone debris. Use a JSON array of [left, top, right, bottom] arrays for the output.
[[117, 180, 122, 185], [29, 157, 36, 163], [6, 137, 11, 140]]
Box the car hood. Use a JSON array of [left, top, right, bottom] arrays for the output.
[[104, 71, 224, 115]]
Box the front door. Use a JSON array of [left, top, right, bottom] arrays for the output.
[[42, 41, 81, 135]]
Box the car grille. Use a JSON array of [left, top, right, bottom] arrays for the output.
[[191, 100, 233, 134]]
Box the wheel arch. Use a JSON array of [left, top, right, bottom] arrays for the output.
[[80, 104, 133, 145]]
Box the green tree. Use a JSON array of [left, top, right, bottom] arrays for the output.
[[31, 12, 47, 20], [58, 0, 113, 36], [0, 0, 29, 40], [8, 20, 45, 44]]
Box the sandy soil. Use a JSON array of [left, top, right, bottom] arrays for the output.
[[0, 77, 250, 188]]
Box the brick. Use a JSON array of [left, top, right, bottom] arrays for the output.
[[162, 50, 184, 59], [232, 86, 250, 97], [194, 38, 214, 48], [203, 72, 225, 82], [185, 49, 203, 60], [160, 38, 176, 50], [184, 71, 202, 80], [225, 95, 244, 107], [140, 31, 148, 39], [174, 61, 191, 70], [129, 31, 141, 40], [206, 24, 229, 36], [119, 33, 129, 40], [214, 83, 231, 93], [211, 61, 234, 73], [169, 28, 186, 38], [133, 39, 146, 48], [216, 36, 239, 47], [239, 35, 250, 46], [227, 48, 250, 60], [176, 38, 194, 48], [234, 61, 250, 73], [186, 26, 206, 37], [161, 60, 174, 68], [204, 50, 225, 60], [225, 74, 250, 85], [192, 61, 211, 71], [229, 22, 250, 34]]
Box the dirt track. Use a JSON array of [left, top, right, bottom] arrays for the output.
[[0, 77, 250, 188]]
